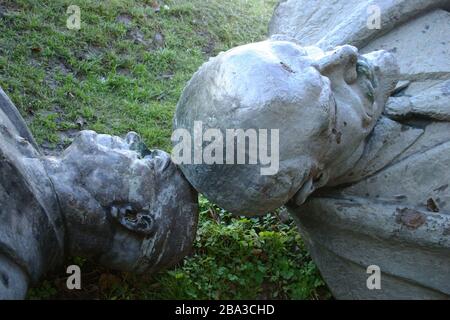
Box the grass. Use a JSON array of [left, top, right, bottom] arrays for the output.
[[0, 0, 330, 299], [0, 0, 275, 151]]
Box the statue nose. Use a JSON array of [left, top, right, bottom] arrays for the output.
[[314, 45, 358, 74]]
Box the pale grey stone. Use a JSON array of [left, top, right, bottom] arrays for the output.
[[362, 9, 450, 79], [290, 197, 450, 299], [386, 79, 450, 120], [269, 0, 450, 50]]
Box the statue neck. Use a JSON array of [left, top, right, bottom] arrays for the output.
[[0, 124, 65, 279]]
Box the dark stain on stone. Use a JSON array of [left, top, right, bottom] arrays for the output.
[[280, 61, 295, 73], [331, 128, 342, 144], [0, 273, 9, 288], [426, 198, 440, 213], [395, 208, 426, 230], [336, 131, 342, 144], [433, 184, 448, 192]]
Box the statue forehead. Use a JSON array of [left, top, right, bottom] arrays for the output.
[[222, 40, 326, 66], [194, 41, 329, 111]]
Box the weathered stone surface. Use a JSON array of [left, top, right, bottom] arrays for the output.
[[269, 0, 450, 50], [361, 9, 450, 79], [0, 254, 28, 300], [329, 122, 450, 214], [385, 79, 450, 120], [0, 88, 198, 299], [290, 197, 450, 299]]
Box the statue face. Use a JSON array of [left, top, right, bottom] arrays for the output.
[[174, 40, 398, 215], [302, 44, 398, 171], [53, 131, 198, 273]]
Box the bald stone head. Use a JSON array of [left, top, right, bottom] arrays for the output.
[[173, 39, 398, 215]]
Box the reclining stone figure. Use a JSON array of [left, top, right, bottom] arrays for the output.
[[174, 0, 450, 299], [0, 87, 198, 299]]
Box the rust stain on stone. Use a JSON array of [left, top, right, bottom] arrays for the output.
[[395, 208, 427, 230]]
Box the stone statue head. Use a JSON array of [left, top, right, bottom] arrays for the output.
[[44, 130, 198, 273], [174, 39, 398, 215]]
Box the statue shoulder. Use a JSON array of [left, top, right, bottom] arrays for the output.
[[330, 116, 423, 186], [269, 0, 448, 49], [0, 132, 65, 283], [0, 93, 64, 283], [321, 119, 450, 214], [0, 87, 38, 150]]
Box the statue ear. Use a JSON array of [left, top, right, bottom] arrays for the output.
[[110, 205, 155, 236]]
